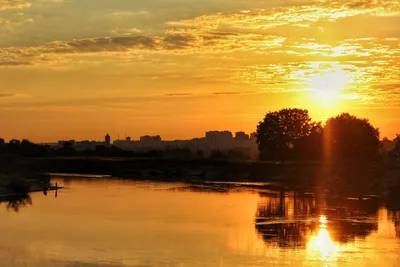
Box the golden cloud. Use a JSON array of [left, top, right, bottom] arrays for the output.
[[0, 32, 287, 66], [167, 0, 400, 31], [1, 0, 399, 66], [0, 0, 30, 11], [0, 0, 398, 107]]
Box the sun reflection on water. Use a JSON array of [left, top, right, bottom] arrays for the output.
[[319, 215, 328, 225], [307, 215, 340, 264], [253, 192, 400, 266]]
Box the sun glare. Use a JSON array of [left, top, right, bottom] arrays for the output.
[[298, 63, 355, 120], [319, 215, 328, 225], [310, 70, 348, 103], [307, 215, 340, 263]]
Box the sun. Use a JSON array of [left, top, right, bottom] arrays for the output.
[[300, 66, 351, 120], [310, 70, 348, 103], [295, 62, 361, 121]]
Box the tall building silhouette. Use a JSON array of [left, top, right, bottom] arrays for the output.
[[105, 134, 111, 147], [235, 131, 250, 140]]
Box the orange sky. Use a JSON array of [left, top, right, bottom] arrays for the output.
[[0, 0, 399, 142]]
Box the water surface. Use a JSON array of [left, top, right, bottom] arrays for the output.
[[0, 178, 399, 267]]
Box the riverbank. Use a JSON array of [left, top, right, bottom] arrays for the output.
[[0, 173, 50, 198], [22, 157, 400, 196]]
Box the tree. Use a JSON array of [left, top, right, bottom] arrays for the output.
[[382, 137, 395, 151], [210, 150, 227, 159], [56, 141, 76, 156], [293, 122, 323, 160], [256, 108, 320, 160], [0, 138, 5, 154], [6, 139, 21, 154], [390, 134, 400, 159], [20, 139, 49, 157], [324, 113, 380, 160], [227, 149, 250, 160]]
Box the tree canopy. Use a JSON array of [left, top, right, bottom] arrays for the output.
[[256, 108, 322, 160], [324, 113, 380, 160], [256, 109, 381, 161], [390, 134, 400, 159]]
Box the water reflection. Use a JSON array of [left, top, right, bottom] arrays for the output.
[[255, 190, 400, 265], [1, 187, 58, 213], [0, 179, 399, 267], [256, 190, 384, 246], [0, 194, 32, 212], [307, 216, 340, 263], [390, 210, 400, 238]]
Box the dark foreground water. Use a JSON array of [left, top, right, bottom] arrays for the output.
[[0, 178, 399, 267]]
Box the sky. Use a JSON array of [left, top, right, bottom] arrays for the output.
[[0, 0, 399, 142]]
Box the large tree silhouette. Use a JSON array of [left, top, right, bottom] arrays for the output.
[[293, 122, 323, 160], [390, 134, 400, 159], [324, 113, 380, 160], [256, 108, 321, 160]]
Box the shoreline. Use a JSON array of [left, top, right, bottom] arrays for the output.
[[2, 156, 399, 199], [0, 187, 60, 202]]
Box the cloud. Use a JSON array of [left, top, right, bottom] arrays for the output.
[[0, 31, 287, 66], [111, 27, 143, 36], [0, 18, 10, 24], [42, 0, 66, 3], [0, 0, 30, 11], [372, 83, 400, 91], [165, 93, 194, 97], [212, 91, 257, 95], [0, 0, 398, 110], [66, 36, 158, 52], [0, 93, 16, 97], [167, 0, 400, 31], [233, 60, 400, 103], [0, 91, 266, 112], [0, 0, 398, 67], [343, 0, 400, 12], [50, 259, 123, 267]]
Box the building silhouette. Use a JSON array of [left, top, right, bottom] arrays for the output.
[[52, 130, 258, 158], [205, 131, 234, 150], [140, 135, 162, 143], [235, 131, 250, 141], [105, 134, 111, 147]]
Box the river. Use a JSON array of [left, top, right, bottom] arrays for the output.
[[0, 177, 399, 267]]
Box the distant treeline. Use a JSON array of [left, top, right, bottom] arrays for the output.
[[1, 108, 399, 162], [0, 138, 250, 160]]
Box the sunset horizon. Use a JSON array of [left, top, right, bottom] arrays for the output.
[[1, 0, 399, 141], [1, 109, 398, 143]]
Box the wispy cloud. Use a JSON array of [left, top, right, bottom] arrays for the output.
[[0, 32, 287, 66], [372, 83, 400, 91], [0, 93, 16, 97], [0, 0, 399, 108], [1, 0, 399, 66], [0, 0, 30, 11], [0, 91, 266, 112], [167, 0, 400, 31], [165, 93, 194, 97], [212, 91, 257, 95]]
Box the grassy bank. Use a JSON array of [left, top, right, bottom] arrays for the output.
[[0, 173, 50, 196], [23, 157, 400, 196]]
